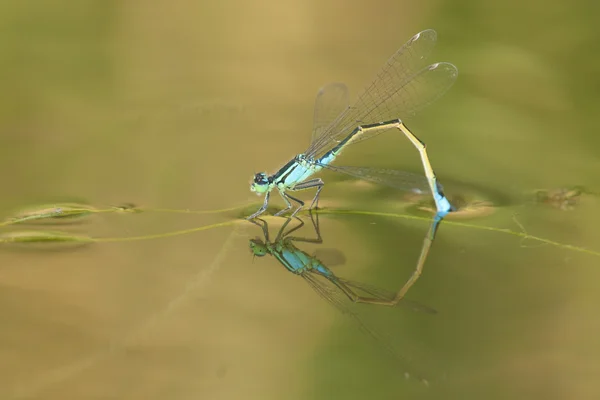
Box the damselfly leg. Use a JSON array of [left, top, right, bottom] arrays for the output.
[[271, 178, 325, 217], [246, 191, 271, 220]]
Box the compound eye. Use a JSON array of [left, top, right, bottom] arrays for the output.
[[254, 173, 268, 185]]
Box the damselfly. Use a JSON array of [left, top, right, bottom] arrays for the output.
[[248, 211, 447, 383], [248, 29, 457, 219]]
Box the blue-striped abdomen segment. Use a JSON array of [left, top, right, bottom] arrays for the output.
[[278, 248, 312, 274], [317, 151, 336, 167], [315, 264, 334, 277], [434, 192, 452, 214], [277, 247, 336, 278], [317, 126, 361, 166]]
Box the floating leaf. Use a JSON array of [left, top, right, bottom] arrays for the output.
[[111, 203, 142, 213], [3, 203, 98, 225], [534, 186, 586, 211], [0, 230, 94, 249]]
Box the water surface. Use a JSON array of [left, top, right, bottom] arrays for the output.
[[1, 1, 599, 399]]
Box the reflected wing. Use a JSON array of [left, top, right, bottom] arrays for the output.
[[312, 83, 349, 145], [302, 270, 352, 315], [301, 270, 429, 382], [305, 30, 458, 159], [336, 278, 437, 315], [320, 164, 433, 194]]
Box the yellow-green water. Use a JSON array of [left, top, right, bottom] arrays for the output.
[[1, 1, 600, 399]]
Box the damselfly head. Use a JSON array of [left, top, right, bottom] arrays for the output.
[[249, 238, 267, 257], [250, 172, 270, 194]]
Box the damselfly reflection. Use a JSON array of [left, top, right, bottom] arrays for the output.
[[248, 211, 447, 384]]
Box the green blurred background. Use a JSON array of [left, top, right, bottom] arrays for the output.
[[1, 1, 599, 399]]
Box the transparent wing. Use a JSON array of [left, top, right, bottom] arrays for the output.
[[342, 63, 458, 147], [312, 83, 349, 145], [319, 164, 433, 194], [305, 29, 458, 159]]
